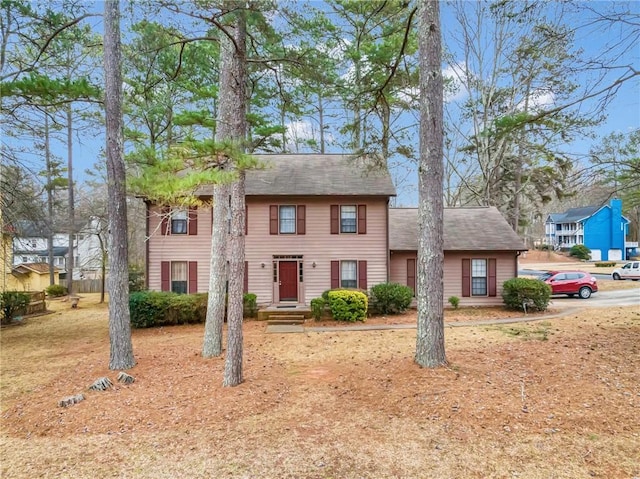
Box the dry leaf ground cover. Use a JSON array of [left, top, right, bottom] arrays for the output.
[[2, 283, 640, 478]]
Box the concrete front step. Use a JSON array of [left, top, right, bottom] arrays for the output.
[[266, 314, 306, 325]]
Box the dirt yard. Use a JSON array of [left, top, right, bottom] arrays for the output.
[[2, 290, 639, 478]]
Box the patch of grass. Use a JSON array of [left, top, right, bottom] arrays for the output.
[[492, 321, 553, 341]]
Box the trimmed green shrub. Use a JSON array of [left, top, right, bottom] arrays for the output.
[[502, 278, 551, 312], [595, 262, 616, 268], [448, 296, 460, 309], [0, 291, 31, 324], [46, 284, 67, 297], [569, 244, 591, 260], [321, 289, 333, 301], [327, 289, 367, 322], [310, 297, 326, 321], [129, 291, 258, 328], [369, 283, 413, 315], [243, 293, 258, 318]]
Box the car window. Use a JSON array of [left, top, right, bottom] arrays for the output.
[[554, 273, 566, 281], [633, 263, 639, 269], [538, 272, 553, 281], [623, 264, 631, 270]]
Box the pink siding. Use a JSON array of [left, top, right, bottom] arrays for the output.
[[147, 197, 390, 305], [245, 196, 389, 305], [148, 204, 212, 294], [389, 251, 520, 307]]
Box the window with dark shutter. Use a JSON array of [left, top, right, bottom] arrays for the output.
[[269, 205, 278, 235], [358, 260, 367, 289], [161, 206, 170, 235], [188, 207, 198, 235], [330, 205, 339, 234], [357, 205, 367, 234], [161, 261, 170, 291], [188, 261, 198, 293], [331, 260, 340, 288], [488, 258, 497, 297], [297, 205, 306, 235], [462, 259, 471, 297]]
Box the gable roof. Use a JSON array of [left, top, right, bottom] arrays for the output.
[[12, 263, 57, 275], [555, 206, 600, 223], [389, 207, 527, 252], [176, 154, 397, 199], [246, 154, 396, 196]]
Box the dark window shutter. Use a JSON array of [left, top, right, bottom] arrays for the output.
[[357, 205, 367, 234], [245, 204, 248, 235], [244, 261, 248, 293], [270, 205, 278, 235], [488, 258, 497, 297], [297, 205, 306, 235], [407, 258, 416, 294], [358, 260, 367, 290], [188, 206, 198, 235], [161, 261, 170, 291], [161, 206, 170, 235], [462, 259, 470, 297], [330, 205, 339, 234], [331, 260, 340, 289], [188, 261, 198, 293]]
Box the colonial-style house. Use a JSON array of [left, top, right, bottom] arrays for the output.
[[145, 154, 527, 307], [544, 198, 636, 261]]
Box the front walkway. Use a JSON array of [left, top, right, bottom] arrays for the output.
[[265, 307, 581, 334]]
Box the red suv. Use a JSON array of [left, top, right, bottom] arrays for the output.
[[538, 270, 598, 299]]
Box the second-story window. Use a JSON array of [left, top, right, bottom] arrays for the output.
[[340, 206, 357, 233], [171, 209, 188, 234], [279, 206, 296, 234]]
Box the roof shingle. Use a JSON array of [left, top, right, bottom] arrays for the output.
[[389, 207, 527, 252]]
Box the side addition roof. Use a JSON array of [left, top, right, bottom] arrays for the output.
[[389, 207, 527, 252], [246, 154, 397, 197]]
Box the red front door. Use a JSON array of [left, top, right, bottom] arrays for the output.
[[279, 261, 298, 301]]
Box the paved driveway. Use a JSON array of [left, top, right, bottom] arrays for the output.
[[551, 287, 640, 308]]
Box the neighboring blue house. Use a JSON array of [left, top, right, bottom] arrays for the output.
[[545, 198, 636, 261]]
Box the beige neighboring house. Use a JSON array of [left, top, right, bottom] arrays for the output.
[[389, 207, 527, 306], [145, 154, 527, 307], [7, 263, 59, 292]]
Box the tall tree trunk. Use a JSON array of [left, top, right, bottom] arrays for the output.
[[66, 105, 75, 294], [104, 0, 134, 370], [221, 4, 247, 387], [415, 0, 446, 368], [44, 112, 55, 286], [318, 92, 325, 154], [202, 182, 228, 358]]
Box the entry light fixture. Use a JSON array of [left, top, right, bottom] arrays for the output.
[[312, 261, 316, 268]]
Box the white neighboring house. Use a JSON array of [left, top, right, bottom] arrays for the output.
[[74, 217, 106, 280], [12, 218, 105, 280]]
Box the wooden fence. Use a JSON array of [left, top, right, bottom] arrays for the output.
[[59, 279, 104, 294]]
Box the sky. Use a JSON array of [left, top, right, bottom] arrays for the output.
[[5, 0, 640, 208]]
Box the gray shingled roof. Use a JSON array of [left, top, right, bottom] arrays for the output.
[[555, 206, 599, 223], [245, 154, 396, 196], [189, 154, 396, 197], [389, 207, 527, 251]]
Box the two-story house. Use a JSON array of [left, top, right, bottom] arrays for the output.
[[145, 154, 527, 307], [545, 198, 636, 261]]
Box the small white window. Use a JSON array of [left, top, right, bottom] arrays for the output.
[[279, 206, 296, 234], [171, 209, 188, 234], [171, 261, 188, 294], [340, 206, 357, 233], [341, 260, 357, 288], [471, 259, 487, 296]]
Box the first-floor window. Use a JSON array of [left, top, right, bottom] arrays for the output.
[[471, 259, 487, 296], [341, 260, 357, 288], [171, 261, 188, 294]]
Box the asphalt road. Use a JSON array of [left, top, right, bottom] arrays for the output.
[[550, 287, 640, 308]]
